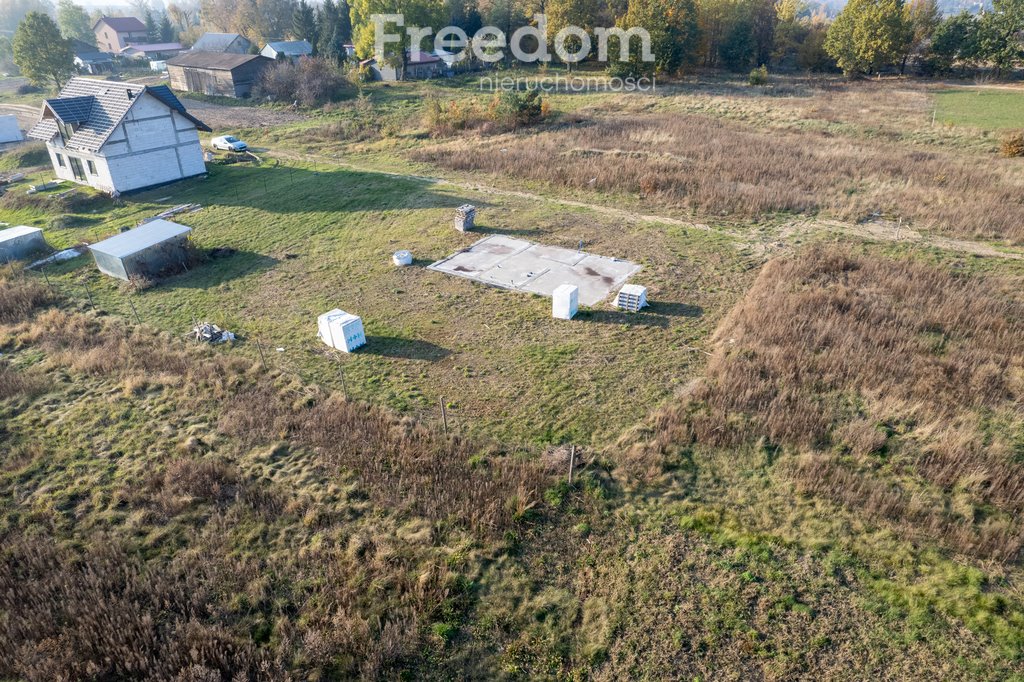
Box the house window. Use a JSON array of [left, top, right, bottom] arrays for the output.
[[56, 153, 65, 167], [87, 160, 96, 175]]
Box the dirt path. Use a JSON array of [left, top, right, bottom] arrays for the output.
[[180, 99, 307, 130], [270, 148, 1024, 262], [0, 103, 40, 131]]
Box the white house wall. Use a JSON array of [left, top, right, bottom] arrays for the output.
[[42, 93, 206, 194]]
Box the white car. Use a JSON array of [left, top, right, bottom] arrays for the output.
[[211, 135, 248, 152]]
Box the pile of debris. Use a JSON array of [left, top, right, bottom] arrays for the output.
[[190, 322, 236, 344], [26, 181, 61, 194], [454, 204, 476, 232], [0, 172, 25, 186]]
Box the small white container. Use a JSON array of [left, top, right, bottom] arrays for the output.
[[552, 284, 579, 320], [392, 250, 412, 266], [317, 309, 366, 352]]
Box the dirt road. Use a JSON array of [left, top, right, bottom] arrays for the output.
[[180, 98, 307, 130]]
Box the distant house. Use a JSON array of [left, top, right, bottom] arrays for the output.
[[191, 32, 253, 54], [71, 39, 113, 74], [27, 78, 211, 194], [361, 51, 448, 81], [120, 42, 184, 60], [165, 52, 273, 98], [260, 40, 313, 61], [94, 16, 148, 54]]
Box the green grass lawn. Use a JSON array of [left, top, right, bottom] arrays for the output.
[[934, 88, 1024, 131], [3, 155, 749, 448]]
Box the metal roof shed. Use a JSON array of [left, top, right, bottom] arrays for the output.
[[0, 115, 22, 144], [89, 219, 192, 281], [0, 226, 46, 261]]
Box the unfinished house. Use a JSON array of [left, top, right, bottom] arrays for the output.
[[166, 52, 273, 98], [89, 219, 193, 281], [27, 78, 211, 194]]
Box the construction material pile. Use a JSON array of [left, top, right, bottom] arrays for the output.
[[454, 204, 476, 232], [190, 322, 236, 344]]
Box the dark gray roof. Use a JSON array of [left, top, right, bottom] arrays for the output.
[[166, 51, 271, 70], [27, 78, 210, 151], [192, 32, 251, 52], [94, 16, 146, 32], [263, 40, 313, 56]]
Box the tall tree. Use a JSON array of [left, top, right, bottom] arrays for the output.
[[547, 0, 599, 70], [166, 2, 194, 30], [56, 0, 93, 44], [929, 11, 981, 72], [824, 0, 911, 75], [979, 0, 1024, 75], [13, 11, 74, 89], [902, 0, 939, 72], [143, 6, 159, 42], [0, 36, 16, 73], [350, 0, 444, 74], [292, 0, 317, 41], [772, 0, 809, 64], [159, 13, 175, 41], [0, 0, 54, 34], [610, 0, 701, 76], [750, 0, 776, 65]]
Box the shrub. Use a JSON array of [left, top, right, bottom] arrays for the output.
[[1000, 131, 1024, 158], [255, 57, 352, 106], [425, 97, 485, 137], [0, 272, 52, 322], [748, 65, 769, 86], [488, 89, 545, 131]]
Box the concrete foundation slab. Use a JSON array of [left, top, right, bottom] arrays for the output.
[[428, 235, 641, 306]]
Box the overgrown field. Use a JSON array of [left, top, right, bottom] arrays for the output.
[[3, 74, 1024, 678]]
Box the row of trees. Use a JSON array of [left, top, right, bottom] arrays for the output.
[[5, 0, 1023, 85], [339, 0, 1022, 77], [826, 0, 1024, 76]]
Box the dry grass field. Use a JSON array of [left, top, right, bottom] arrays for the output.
[[2, 74, 1024, 679]]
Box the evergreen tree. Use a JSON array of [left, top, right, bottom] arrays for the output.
[[144, 7, 159, 42], [293, 0, 317, 41], [159, 13, 175, 42]]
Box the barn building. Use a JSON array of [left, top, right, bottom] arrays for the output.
[[165, 52, 273, 98], [191, 32, 253, 54], [27, 78, 210, 194]]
